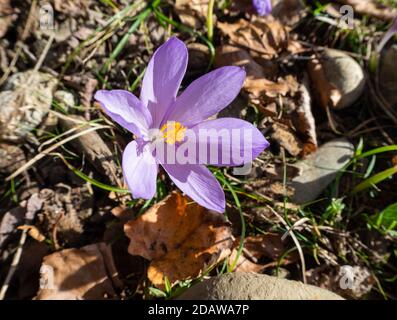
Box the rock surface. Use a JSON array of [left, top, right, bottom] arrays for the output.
[[290, 139, 354, 204], [322, 49, 365, 109], [0, 71, 57, 142], [54, 90, 76, 112], [177, 273, 343, 300]]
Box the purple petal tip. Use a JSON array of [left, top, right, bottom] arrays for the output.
[[252, 0, 272, 16]]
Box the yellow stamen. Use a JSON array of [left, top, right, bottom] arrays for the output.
[[160, 121, 187, 144]]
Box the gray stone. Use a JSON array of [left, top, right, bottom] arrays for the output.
[[290, 139, 354, 204], [0, 70, 57, 142], [379, 44, 397, 108], [54, 90, 75, 112], [177, 273, 343, 300], [322, 49, 365, 109]]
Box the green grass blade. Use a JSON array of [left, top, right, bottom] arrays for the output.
[[352, 166, 397, 194], [355, 145, 397, 160], [215, 172, 246, 273]]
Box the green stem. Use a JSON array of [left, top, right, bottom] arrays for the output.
[[216, 172, 246, 273], [206, 0, 215, 43], [61, 0, 144, 78], [101, 0, 161, 75]]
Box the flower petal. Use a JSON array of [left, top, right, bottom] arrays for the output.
[[190, 118, 269, 166], [95, 90, 152, 137], [161, 163, 225, 213], [378, 18, 397, 52], [122, 141, 158, 199], [140, 37, 188, 127], [165, 66, 246, 127], [252, 0, 272, 16]]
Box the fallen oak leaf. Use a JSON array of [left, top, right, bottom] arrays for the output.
[[228, 233, 298, 273], [243, 233, 298, 263], [148, 223, 231, 288], [215, 45, 299, 102], [124, 192, 233, 288], [293, 74, 317, 156], [215, 45, 279, 79], [307, 55, 344, 110], [228, 248, 266, 273], [218, 17, 290, 59], [271, 122, 303, 157], [35, 243, 122, 300]]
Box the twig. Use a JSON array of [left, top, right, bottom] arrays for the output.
[[281, 218, 311, 241], [6, 125, 111, 181], [0, 230, 28, 300]]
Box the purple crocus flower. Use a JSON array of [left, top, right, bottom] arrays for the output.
[[377, 18, 397, 52], [252, 0, 272, 16], [95, 37, 269, 213]]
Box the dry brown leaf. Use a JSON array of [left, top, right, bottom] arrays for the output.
[[307, 57, 342, 109], [17, 225, 46, 242], [336, 0, 397, 21], [175, 0, 209, 29], [293, 75, 317, 156], [229, 233, 298, 273], [124, 192, 233, 288], [243, 233, 297, 262], [228, 249, 266, 273], [215, 45, 278, 79], [215, 45, 299, 103], [36, 243, 122, 300], [271, 122, 303, 156], [218, 17, 290, 59]]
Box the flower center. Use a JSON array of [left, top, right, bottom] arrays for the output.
[[160, 121, 186, 145]]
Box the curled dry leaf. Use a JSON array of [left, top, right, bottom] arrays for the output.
[[36, 243, 122, 300], [215, 45, 299, 104], [218, 17, 290, 59], [293, 75, 317, 156], [17, 225, 46, 242], [229, 233, 298, 273], [229, 249, 265, 273], [175, 0, 209, 29], [124, 192, 233, 289], [307, 57, 341, 110], [215, 45, 315, 157], [271, 122, 303, 156]]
